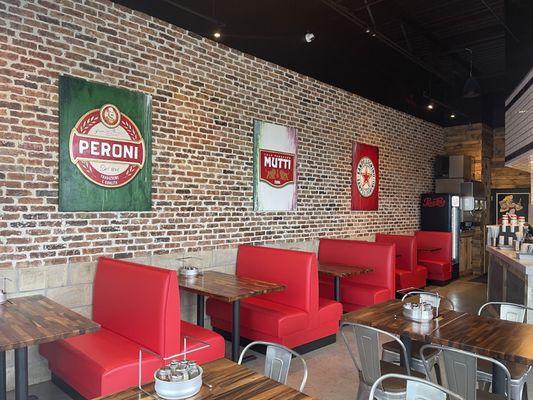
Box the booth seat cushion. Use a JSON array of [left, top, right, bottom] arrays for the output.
[[180, 321, 225, 364], [319, 278, 390, 308], [419, 259, 451, 281], [39, 328, 161, 400], [206, 297, 309, 338], [318, 297, 343, 325], [395, 265, 427, 289]]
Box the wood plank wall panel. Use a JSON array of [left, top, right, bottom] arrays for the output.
[[491, 128, 531, 189]]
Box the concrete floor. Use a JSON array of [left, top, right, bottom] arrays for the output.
[[13, 276, 531, 400]]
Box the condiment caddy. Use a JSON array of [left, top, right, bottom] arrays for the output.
[[154, 360, 203, 399], [402, 302, 435, 322]]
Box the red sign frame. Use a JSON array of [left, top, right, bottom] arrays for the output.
[[352, 141, 379, 210], [259, 149, 295, 188]]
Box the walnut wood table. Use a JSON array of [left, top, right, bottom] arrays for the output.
[[318, 263, 373, 302], [97, 357, 313, 399], [431, 313, 533, 394], [417, 247, 442, 252], [0, 295, 100, 400], [341, 299, 465, 365], [343, 299, 533, 395], [178, 271, 285, 361]]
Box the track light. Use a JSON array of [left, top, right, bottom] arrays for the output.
[[304, 32, 315, 43], [450, 112, 456, 119], [427, 103, 434, 110], [213, 31, 221, 39], [365, 27, 376, 37]]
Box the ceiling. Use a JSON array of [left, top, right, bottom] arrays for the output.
[[113, 0, 518, 127]]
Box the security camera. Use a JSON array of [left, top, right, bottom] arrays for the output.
[[305, 33, 315, 43]]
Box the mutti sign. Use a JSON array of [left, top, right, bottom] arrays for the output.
[[69, 104, 145, 187], [422, 196, 447, 208], [259, 150, 295, 187]]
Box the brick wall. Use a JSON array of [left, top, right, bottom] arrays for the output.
[[0, 0, 444, 389]]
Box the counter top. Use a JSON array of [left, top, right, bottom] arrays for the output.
[[486, 246, 533, 275]]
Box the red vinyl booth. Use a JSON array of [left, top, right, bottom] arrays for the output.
[[40, 257, 224, 399], [318, 238, 395, 312], [415, 230, 452, 283], [206, 245, 342, 350], [375, 233, 427, 290]]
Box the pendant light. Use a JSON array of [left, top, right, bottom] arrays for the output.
[[463, 48, 481, 98]]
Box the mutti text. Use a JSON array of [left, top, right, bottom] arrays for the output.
[[263, 154, 291, 170]]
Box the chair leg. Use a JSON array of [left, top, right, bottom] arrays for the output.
[[433, 362, 442, 385], [479, 380, 492, 392], [357, 382, 371, 400]]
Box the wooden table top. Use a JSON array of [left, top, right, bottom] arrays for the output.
[[431, 313, 533, 365], [97, 358, 314, 400], [417, 247, 442, 252], [317, 263, 373, 278], [0, 295, 100, 351], [343, 299, 533, 366], [178, 271, 286, 303], [341, 300, 466, 342]]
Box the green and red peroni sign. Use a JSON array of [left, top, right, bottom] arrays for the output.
[[69, 104, 145, 188], [59, 75, 152, 212]]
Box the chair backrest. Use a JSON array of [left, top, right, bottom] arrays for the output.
[[420, 344, 511, 400], [318, 239, 395, 296], [414, 231, 452, 262], [236, 245, 318, 314], [341, 322, 409, 387], [238, 341, 308, 392], [375, 233, 417, 272], [369, 374, 464, 400], [478, 301, 533, 323], [93, 257, 180, 358]]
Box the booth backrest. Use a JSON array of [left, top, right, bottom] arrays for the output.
[[236, 245, 318, 314], [318, 239, 395, 292], [415, 231, 452, 262], [93, 257, 180, 358], [375, 234, 416, 271]]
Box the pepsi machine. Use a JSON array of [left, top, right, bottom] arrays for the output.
[[421, 193, 461, 279]]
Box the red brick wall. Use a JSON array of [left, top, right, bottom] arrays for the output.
[[0, 0, 445, 269]]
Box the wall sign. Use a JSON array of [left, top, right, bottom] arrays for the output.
[[253, 120, 298, 211], [59, 75, 152, 211], [352, 141, 379, 210], [490, 188, 530, 224]]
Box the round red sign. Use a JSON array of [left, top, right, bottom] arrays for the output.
[[69, 104, 145, 188]]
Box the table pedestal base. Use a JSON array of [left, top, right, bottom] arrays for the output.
[[492, 363, 506, 395], [399, 335, 412, 370], [333, 277, 341, 302], [196, 295, 205, 327], [231, 300, 241, 361], [14, 347, 38, 400]]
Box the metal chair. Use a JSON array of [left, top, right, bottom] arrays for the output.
[[369, 373, 465, 400], [237, 341, 308, 392], [382, 291, 454, 380], [420, 344, 511, 400], [477, 302, 533, 400], [341, 322, 425, 400]]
